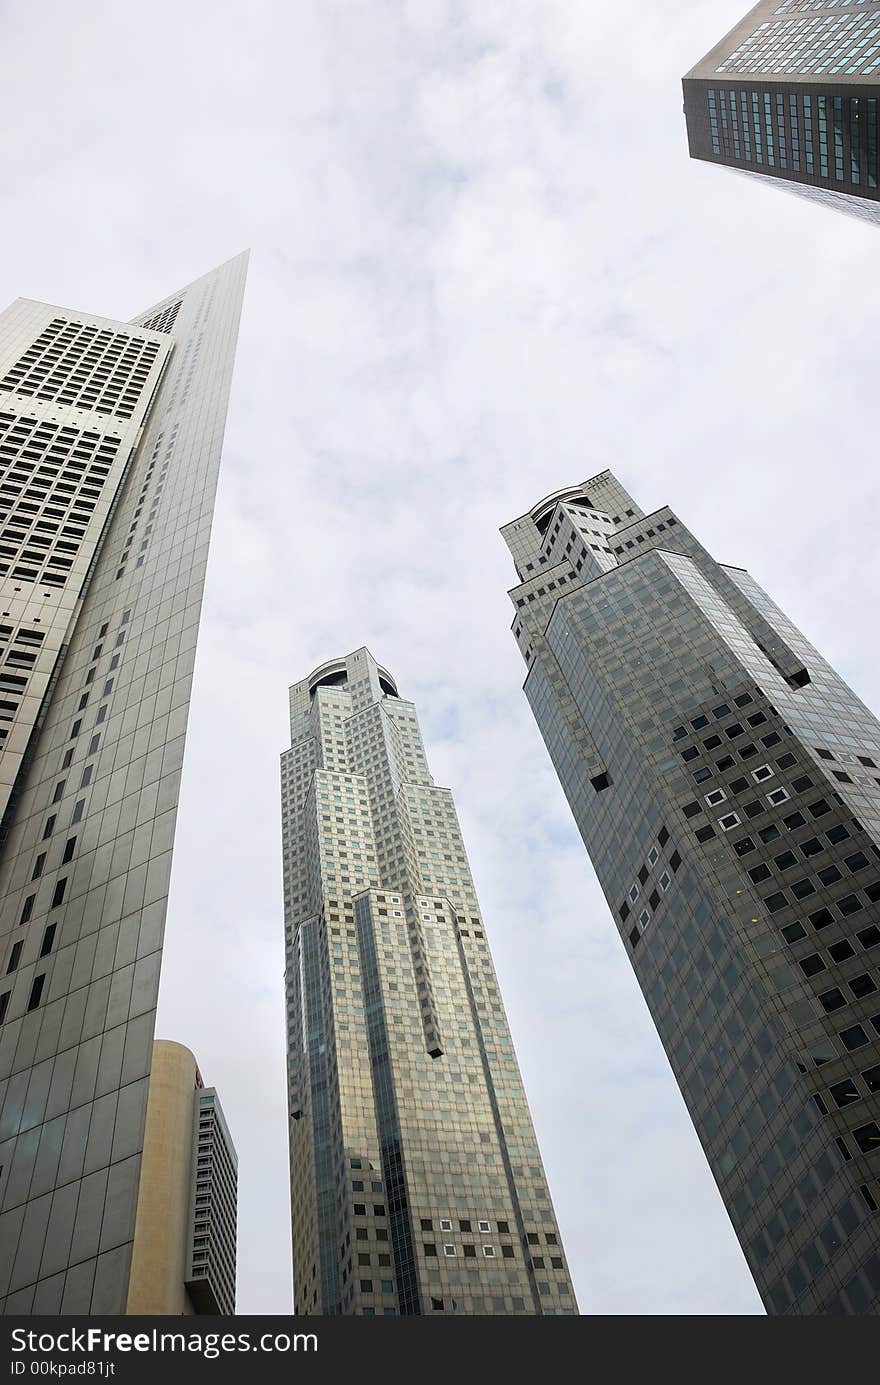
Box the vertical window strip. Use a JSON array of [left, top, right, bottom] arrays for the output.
[[789, 93, 801, 172], [850, 97, 861, 183], [775, 93, 788, 169], [764, 92, 776, 166], [741, 91, 753, 162], [708, 89, 720, 154], [752, 92, 765, 163], [833, 95, 845, 180], [803, 94, 814, 174], [729, 91, 742, 160], [818, 95, 829, 177], [868, 97, 878, 187]]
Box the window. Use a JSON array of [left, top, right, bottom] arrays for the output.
[[819, 988, 846, 1013], [828, 940, 855, 964], [695, 825, 715, 843], [838, 895, 864, 917], [752, 765, 774, 783], [830, 1080, 862, 1110], [683, 801, 702, 819], [799, 954, 826, 978], [693, 768, 712, 784], [767, 788, 790, 806], [862, 1065, 880, 1095], [39, 924, 56, 958], [51, 878, 67, 908], [6, 940, 23, 974], [42, 815, 56, 839], [659, 871, 671, 891], [478, 1220, 491, 1233], [71, 799, 85, 825], [482, 1245, 496, 1258], [840, 1025, 869, 1052], [705, 789, 727, 806], [826, 823, 850, 845], [443, 1244, 456, 1257], [791, 879, 816, 900], [734, 836, 756, 857], [850, 975, 877, 1000], [852, 1123, 880, 1155], [27, 973, 45, 1011], [439, 1219, 452, 1232], [784, 812, 807, 830], [782, 922, 806, 943], [0, 990, 9, 1025], [775, 851, 797, 871]]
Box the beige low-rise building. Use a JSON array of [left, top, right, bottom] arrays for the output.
[[127, 1040, 238, 1315]]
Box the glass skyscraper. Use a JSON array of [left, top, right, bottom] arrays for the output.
[[503, 473, 880, 1314], [0, 254, 247, 1314], [281, 648, 576, 1316], [683, 0, 880, 225]]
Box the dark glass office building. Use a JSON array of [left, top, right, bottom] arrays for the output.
[[503, 474, 880, 1314], [683, 1, 880, 225]]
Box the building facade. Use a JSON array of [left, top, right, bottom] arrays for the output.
[[0, 255, 248, 1314], [281, 649, 576, 1315], [683, 1, 880, 225], [502, 473, 880, 1315], [127, 1040, 237, 1315]]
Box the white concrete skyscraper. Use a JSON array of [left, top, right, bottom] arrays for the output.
[[281, 649, 576, 1316], [0, 254, 248, 1314]]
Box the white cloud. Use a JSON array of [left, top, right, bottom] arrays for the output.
[[3, 0, 877, 1315]]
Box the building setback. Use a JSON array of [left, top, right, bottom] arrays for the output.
[[127, 1040, 237, 1315], [502, 473, 880, 1315], [281, 649, 576, 1315], [0, 254, 247, 1314], [683, 0, 880, 225]]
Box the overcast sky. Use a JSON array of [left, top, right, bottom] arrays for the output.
[[3, 0, 879, 1316]]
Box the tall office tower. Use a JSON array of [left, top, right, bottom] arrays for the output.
[[0, 254, 248, 1314], [683, 1, 880, 225], [281, 648, 576, 1316], [502, 474, 880, 1316], [127, 1041, 237, 1316]]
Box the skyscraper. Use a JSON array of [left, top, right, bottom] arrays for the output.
[[127, 1040, 238, 1316], [281, 648, 576, 1316], [683, 1, 880, 225], [502, 473, 880, 1315], [0, 254, 248, 1314]]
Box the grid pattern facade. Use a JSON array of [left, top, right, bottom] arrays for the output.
[[502, 473, 880, 1315], [186, 1088, 238, 1315], [683, 1, 880, 223], [282, 649, 576, 1316], [0, 254, 247, 1315]]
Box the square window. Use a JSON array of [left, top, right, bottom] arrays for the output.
[[753, 765, 774, 783], [764, 892, 788, 914], [791, 879, 816, 900], [784, 812, 807, 831], [810, 908, 834, 931], [774, 851, 797, 871], [838, 895, 864, 918], [862, 1065, 880, 1094], [767, 788, 789, 806], [818, 988, 846, 1013], [826, 824, 851, 845], [659, 871, 671, 891], [856, 925, 880, 951], [439, 1218, 452, 1232], [730, 776, 749, 793], [482, 1245, 496, 1258], [852, 1123, 880, 1155], [734, 836, 756, 857], [799, 954, 826, 978], [818, 865, 843, 887], [828, 940, 855, 964], [683, 801, 702, 819], [695, 825, 715, 843], [758, 824, 781, 844], [719, 813, 740, 831], [443, 1244, 456, 1256], [705, 789, 726, 807], [478, 1220, 491, 1233], [850, 975, 877, 1000], [840, 1025, 869, 1052], [749, 864, 772, 884], [829, 1080, 862, 1109], [782, 922, 806, 943]]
